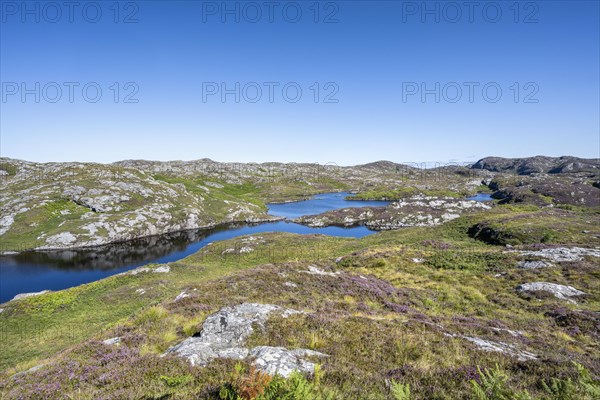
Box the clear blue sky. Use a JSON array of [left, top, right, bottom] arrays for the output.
[[1, 0, 598, 165]]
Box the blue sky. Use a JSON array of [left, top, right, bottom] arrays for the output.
[[1, 0, 598, 165]]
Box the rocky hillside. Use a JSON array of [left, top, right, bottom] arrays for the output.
[[488, 173, 600, 207], [0, 159, 276, 251], [0, 158, 487, 251], [472, 156, 600, 175]]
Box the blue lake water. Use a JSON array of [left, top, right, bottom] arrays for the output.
[[268, 192, 391, 218], [466, 193, 494, 202], [0, 192, 389, 302]]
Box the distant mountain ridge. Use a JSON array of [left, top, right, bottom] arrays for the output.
[[2, 156, 597, 175]]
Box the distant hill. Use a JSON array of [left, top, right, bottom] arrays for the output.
[[471, 156, 600, 175]]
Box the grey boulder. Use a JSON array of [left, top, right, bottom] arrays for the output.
[[517, 260, 554, 269], [166, 303, 327, 377], [516, 282, 585, 303]]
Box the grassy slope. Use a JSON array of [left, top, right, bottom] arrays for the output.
[[1, 204, 599, 398], [153, 173, 353, 205], [0, 199, 93, 250]]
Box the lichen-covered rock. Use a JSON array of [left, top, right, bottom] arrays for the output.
[[444, 332, 536, 361], [175, 291, 190, 301], [126, 265, 170, 275], [513, 247, 600, 262], [165, 303, 327, 376], [516, 282, 586, 303], [165, 303, 301, 366], [249, 346, 328, 377], [0, 215, 15, 236], [301, 265, 340, 277], [102, 337, 121, 346], [462, 337, 537, 361], [45, 232, 77, 247], [152, 265, 170, 273], [517, 260, 554, 269]]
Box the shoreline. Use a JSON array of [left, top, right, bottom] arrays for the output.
[[0, 215, 286, 254]]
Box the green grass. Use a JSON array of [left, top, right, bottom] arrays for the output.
[[464, 206, 600, 246], [153, 174, 268, 212], [0, 199, 90, 250], [0, 162, 18, 176]]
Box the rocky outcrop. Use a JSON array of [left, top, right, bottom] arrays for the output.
[[504, 180, 596, 207], [293, 196, 491, 230], [444, 332, 537, 361], [166, 303, 325, 377], [166, 303, 295, 366], [511, 247, 600, 262], [517, 260, 554, 269], [124, 265, 170, 275], [487, 170, 599, 207], [249, 347, 328, 378], [11, 364, 44, 378], [301, 265, 341, 277], [11, 290, 50, 301], [516, 282, 586, 303], [462, 336, 537, 361], [102, 337, 121, 345]]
